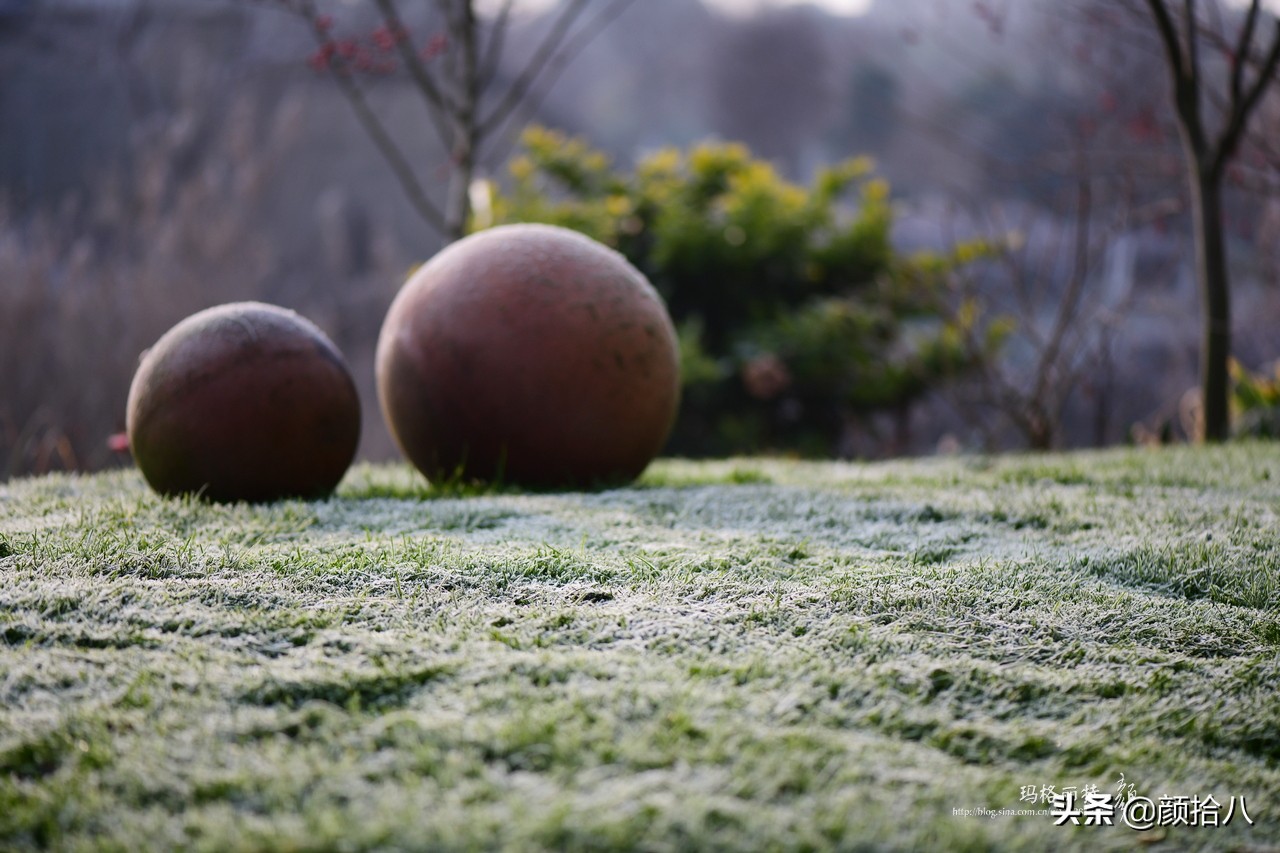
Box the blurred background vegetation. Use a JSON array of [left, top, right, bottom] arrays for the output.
[[3, 0, 1280, 478]]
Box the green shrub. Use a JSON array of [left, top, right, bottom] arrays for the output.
[[483, 127, 994, 456], [1230, 358, 1280, 438]]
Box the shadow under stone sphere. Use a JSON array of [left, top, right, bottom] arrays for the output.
[[126, 302, 361, 502], [376, 224, 681, 489]]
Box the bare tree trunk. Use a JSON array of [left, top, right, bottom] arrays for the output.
[[1142, 0, 1280, 442], [1191, 167, 1231, 441], [443, 0, 479, 241], [1027, 414, 1053, 452]]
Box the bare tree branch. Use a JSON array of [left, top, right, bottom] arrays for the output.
[[1032, 173, 1092, 412], [481, 0, 635, 149], [261, 0, 633, 240], [295, 0, 448, 234], [476, 0, 588, 137], [1229, 0, 1261, 106], [1146, 0, 1212, 158], [479, 0, 516, 93], [1145, 0, 1188, 80], [371, 0, 457, 149], [1185, 0, 1201, 93], [1214, 18, 1280, 174], [1206, 0, 1228, 51]]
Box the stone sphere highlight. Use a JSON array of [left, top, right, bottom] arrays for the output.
[[376, 224, 681, 488], [127, 302, 361, 502]]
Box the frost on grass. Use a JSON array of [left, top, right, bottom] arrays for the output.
[[1, 446, 1278, 851]]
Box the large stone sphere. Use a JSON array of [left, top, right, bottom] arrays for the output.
[[127, 302, 360, 502], [376, 224, 680, 488]]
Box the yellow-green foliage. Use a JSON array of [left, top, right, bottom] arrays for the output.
[[487, 127, 994, 455], [1230, 358, 1280, 438]]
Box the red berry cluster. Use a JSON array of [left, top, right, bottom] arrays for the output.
[[421, 33, 448, 61], [306, 16, 446, 75]]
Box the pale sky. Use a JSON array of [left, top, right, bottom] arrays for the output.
[[488, 0, 874, 17], [496, 0, 1272, 21], [701, 0, 873, 15]]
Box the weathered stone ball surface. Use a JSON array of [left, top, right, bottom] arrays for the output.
[[376, 224, 681, 488], [127, 302, 360, 502]]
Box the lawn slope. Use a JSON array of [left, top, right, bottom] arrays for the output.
[[1, 445, 1278, 851]]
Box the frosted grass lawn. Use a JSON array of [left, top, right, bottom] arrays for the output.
[[1, 445, 1278, 851]]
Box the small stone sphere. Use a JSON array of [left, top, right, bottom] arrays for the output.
[[126, 302, 360, 502], [376, 224, 681, 488]]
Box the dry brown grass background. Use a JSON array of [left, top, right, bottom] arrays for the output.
[[0, 94, 414, 479]]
